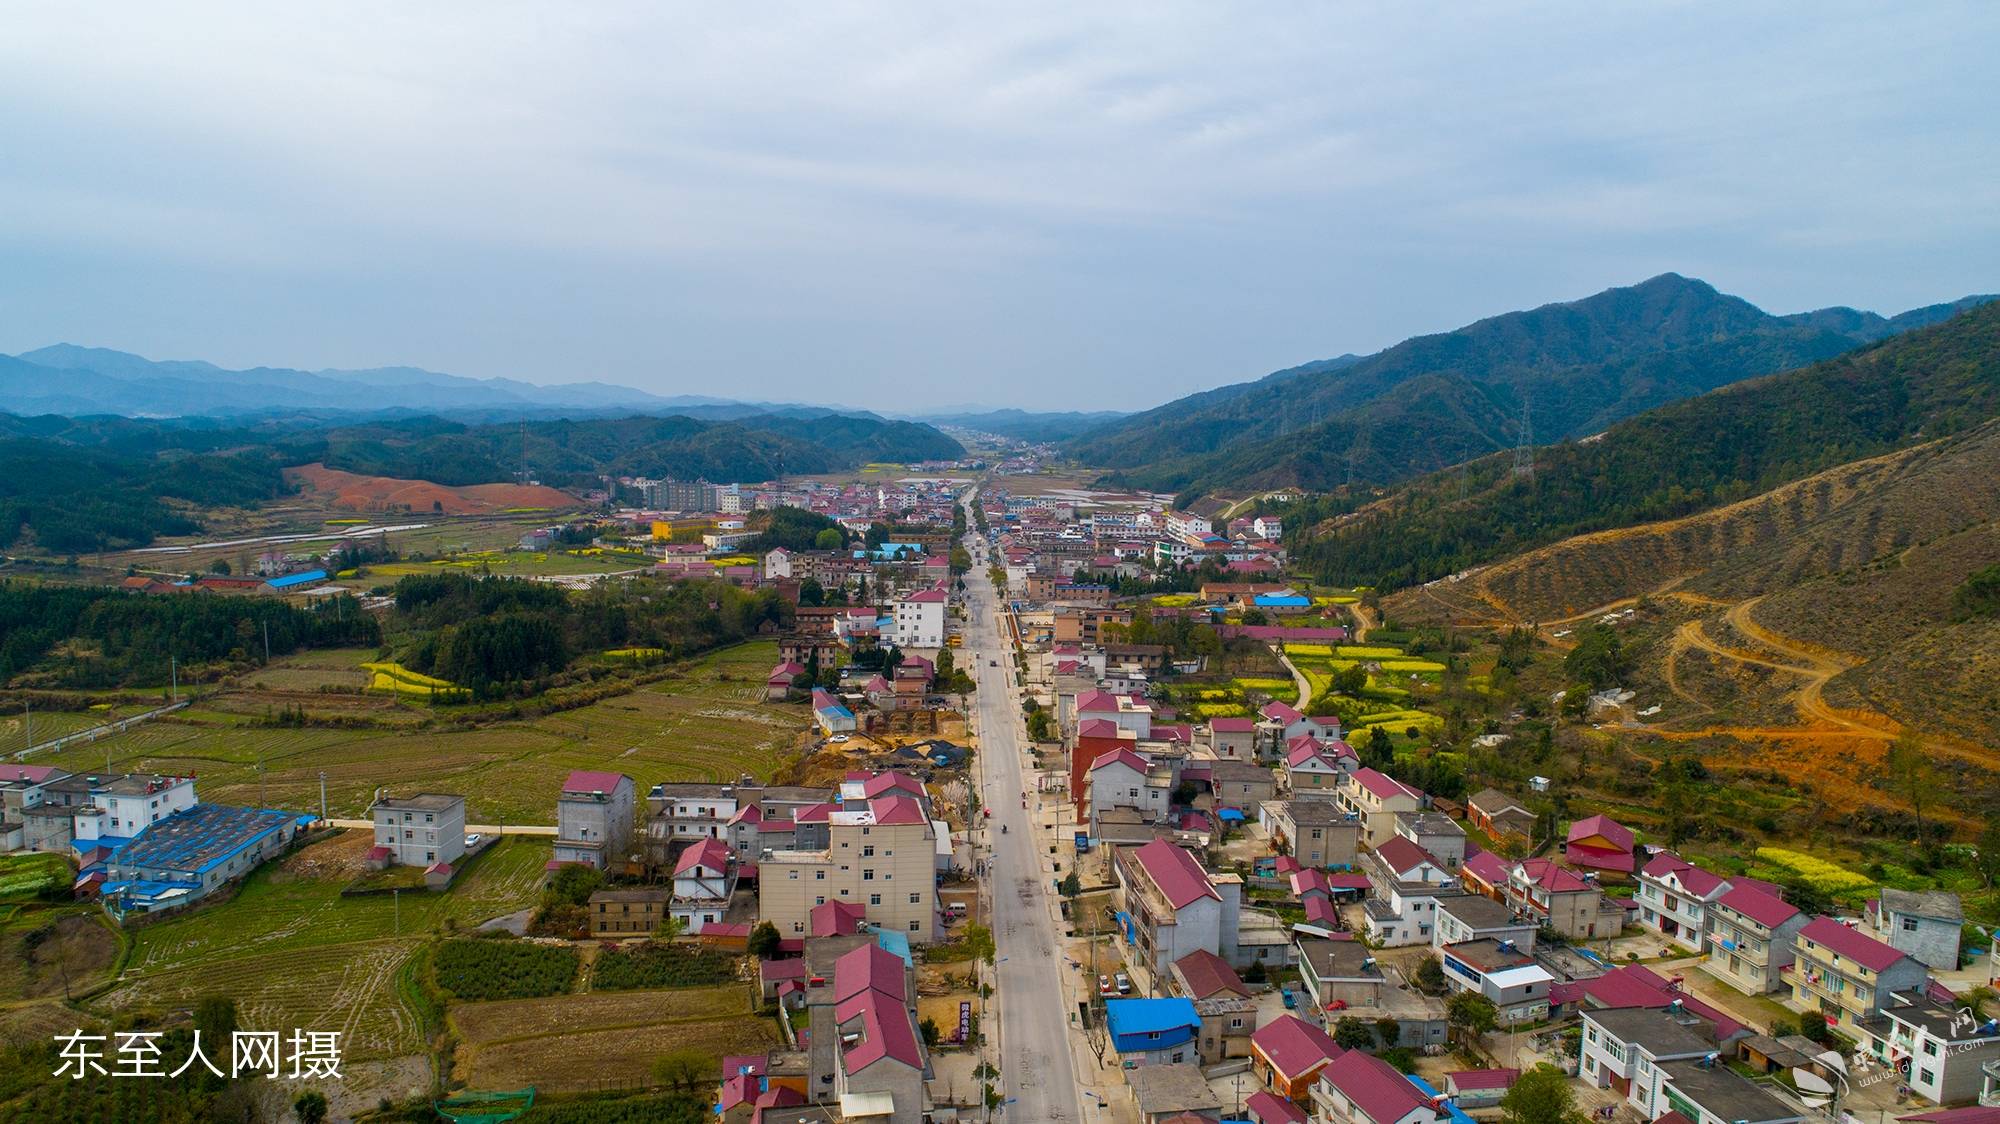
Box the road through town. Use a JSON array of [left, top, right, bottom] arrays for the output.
[[960, 498, 1087, 1124]]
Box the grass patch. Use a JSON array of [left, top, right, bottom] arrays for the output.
[[0, 855, 70, 901]]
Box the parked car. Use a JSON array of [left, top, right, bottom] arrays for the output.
[[1114, 973, 1132, 995], [1098, 974, 1115, 997]]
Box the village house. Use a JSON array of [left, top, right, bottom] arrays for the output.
[[1209, 717, 1258, 760], [1284, 738, 1350, 793], [1392, 812, 1465, 870], [1170, 949, 1259, 1065], [1207, 759, 1278, 809], [1871, 995, 2000, 1106], [367, 793, 466, 869], [1113, 838, 1286, 974], [1702, 885, 1808, 995], [1433, 895, 1535, 951], [1866, 889, 1964, 971], [588, 887, 668, 938], [553, 770, 636, 871], [824, 943, 929, 1124], [1791, 915, 1930, 1033], [1580, 1007, 1794, 1123], [1339, 768, 1423, 848], [1261, 799, 1360, 870], [1127, 1062, 1223, 1123], [1250, 1015, 1344, 1109], [1088, 748, 1173, 834], [670, 836, 733, 933], [890, 588, 947, 649], [24, 772, 198, 854], [1563, 814, 1637, 877], [1465, 788, 1537, 846], [1104, 997, 1203, 1067], [1438, 936, 1552, 1023], [758, 795, 938, 943], [1310, 1048, 1443, 1124], [1295, 936, 1385, 1012], [1636, 852, 1751, 954], [1506, 857, 1626, 941]]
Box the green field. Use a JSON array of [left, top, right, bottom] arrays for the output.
[[94, 833, 546, 1061], [37, 641, 799, 824]]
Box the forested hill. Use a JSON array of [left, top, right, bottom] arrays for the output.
[[280, 412, 964, 488], [1283, 298, 2000, 590], [1069, 274, 1994, 498]]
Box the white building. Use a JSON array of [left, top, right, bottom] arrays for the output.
[[670, 837, 732, 934], [891, 589, 948, 649], [369, 793, 467, 867]]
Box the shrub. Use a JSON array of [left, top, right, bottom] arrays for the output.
[[434, 939, 579, 1000], [592, 941, 736, 991]]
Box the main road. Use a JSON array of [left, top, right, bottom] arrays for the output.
[[958, 494, 1086, 1123]]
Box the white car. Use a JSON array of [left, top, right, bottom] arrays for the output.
[[829, 734, 850, 744]]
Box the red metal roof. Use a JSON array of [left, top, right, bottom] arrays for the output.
[[1350, 767, 1419, 801], [1373, 836, 1440, 878], [867, 795, 928, 826], [1251, 1014, 1343, 1081], [562, 769, 629, 796], [1719, 884, 1799, 929], [1801, 915, 1909, 973], [1173, 949, 1250, 999], [1246, 1090, 1308, 1124], [1566, 814, 1634, 851], [1321, 1048, 1430, 1123], [1447, 1067, 1519, 1091], [1211, 717, 1256, 733], [1133, 838, 1221, 910]]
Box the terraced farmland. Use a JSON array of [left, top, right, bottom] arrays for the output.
[[453, 984, 776, 1093], [93, 834, 545, 1062], [36, 641, 799, 824]]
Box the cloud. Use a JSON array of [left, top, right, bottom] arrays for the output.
[[0, 2, 1994, 409]]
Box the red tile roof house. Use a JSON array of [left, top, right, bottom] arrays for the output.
[[765, 660, 808, 701], [1251, 1014, 1345, 1107], [1209, 716, 1258, 760], [1171, 948, 1260, 1064], [1444, 1068, 1519, 1108], [1070, 718, 1140, 821], [1507, 858, 1625, 941], [1113, 838, 1250, 975], [1246, 1089, 1310, 1124], [1285, 741, 1347, 793], [1634, 851, 1770, 954], [1310, 1046, 1443, 1124], [1460, 849, 1512, 902], [1340, 769, 1425, 848], [821, 943, 927, 1121], [1549, 964, 1750, 1044], [1703, 884, 1808, 995], [1563, 814, 1636, 877]]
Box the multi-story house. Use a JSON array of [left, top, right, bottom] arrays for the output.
[[1433, 895, 1535, 951], [890, 589, 947, 649], [1311, 1048, 1443, 1124], [759, 795, 937, 942], [1284, 740, 1349, 793], [1088, 748, 1172, 834], [1209, 717, 1258, 760], [1874, 995, 2000, 1106], [826, 943, 929, 1124], [1635, 852, 1741, 953], [1250, 1015, 1343, 1109], [25, 772, 199, 853], [368, 793, 467, 868], [1262, 799, 1360, 870], [589, 888, 668, 938], [1564, 814, 1636, 877], [553, 770, 636, 870], [1580, 1007, 1715, 1110], [1114, 838, 1230, 975], [1791, 916, 1930, 1033], [1208, 759, 1278, 808], [1702, 885, 1807, 995], [1505, 858, 1624, 941], [1867, 889, 1964, 972], [1438, 937, 1553, 1024], [1339, 768, 1423, 848], [670, 837, 733, 934], [1393, 812, 1465, 870]]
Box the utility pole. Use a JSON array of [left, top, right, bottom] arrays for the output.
[[21, 698, 28, 754], [170, 656, 179, 703], [262, 620, 271, 665], [318, 771, 328, 823], [393, 888, 400, 935]]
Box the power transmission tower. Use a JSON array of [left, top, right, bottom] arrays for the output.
[[1512, 399, 1535, 479]]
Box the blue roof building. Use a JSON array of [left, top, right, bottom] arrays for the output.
[[1254, 594, 1311, 609], [1104, 998, 1201, 1064], [99, 804, 316, 920], [264, 569, 328, 591]]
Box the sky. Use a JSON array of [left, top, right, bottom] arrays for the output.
[[3, 3, 1996, 412]]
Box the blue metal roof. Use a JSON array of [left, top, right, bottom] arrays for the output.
[[1254, 594, 1311, 607], [111, 804, 313, 875], [1103, 998, 1199, 1038], [265, 569, 328, 589]]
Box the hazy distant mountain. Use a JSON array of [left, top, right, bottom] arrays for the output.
[[1070, 275, 1996, 498], [0, 344, 860, 420], [917, 408, 1131, 442]]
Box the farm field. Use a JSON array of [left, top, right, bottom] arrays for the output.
[[0, 701, 162, 749], [35, 641, 799, 824], [454, 984, 777, 1094], [93, 832, 546, 1061]]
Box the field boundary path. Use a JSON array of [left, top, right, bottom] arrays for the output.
[[1275, 647, 1314, 709], [13, 700, 191, 760], [326, 818, 556, 835]]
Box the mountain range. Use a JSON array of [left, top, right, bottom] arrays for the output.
[[0, 344, 873, 422], [1069, 274, 1996, 499]]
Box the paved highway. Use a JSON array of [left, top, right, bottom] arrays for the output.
[[959, 496, 1086, 1123]]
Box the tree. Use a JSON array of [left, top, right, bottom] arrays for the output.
[[919, 1016, 942, 1048], [1331, 664, 1367, 696], [1333, 1016, 1374, 1050], [813, 527, 845, 551], [1412, 956, 1447, 994], [1500, 1064, 1582, 1124], [1884, 731, 1936, 836], [1563, 625, 1630, 689], [1059, 869, 1082, 900], [961, 922, 996, 965], [798, 578, 826, 607], [293, 1091, 329, 1124], [652, 1048, 709, 1090], [1241, 608, 1268, 626], [1976, 817, 2000, 889], [1447, 990, 1498, 1048], [748, 921, 782, 959]]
